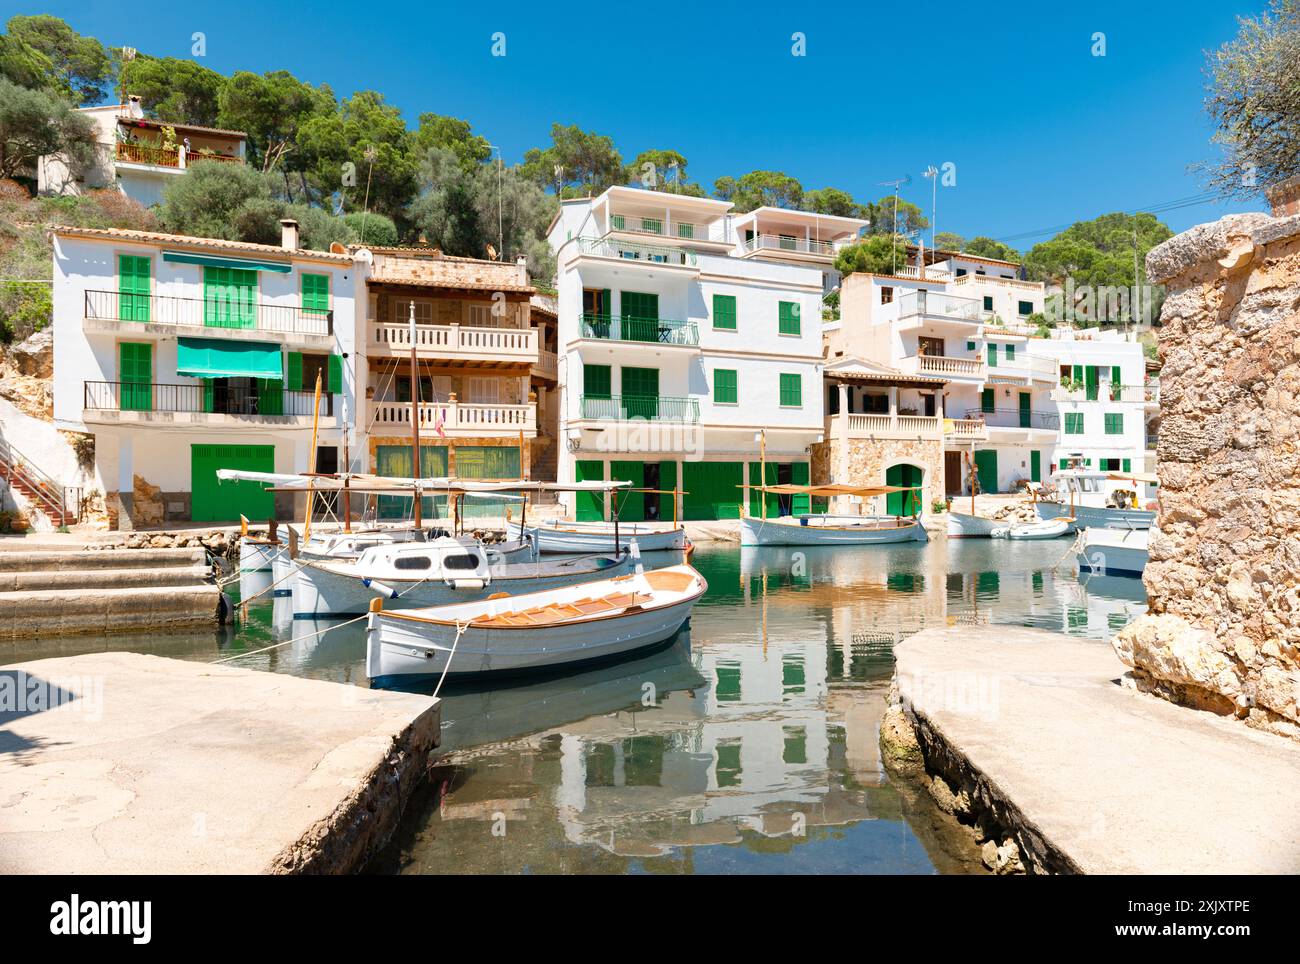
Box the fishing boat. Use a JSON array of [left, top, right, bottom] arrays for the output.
[[738, 484, 927, 546], [365, 562, 707, 684], [506, 517, 687, 553], [1035, 466, 1158, 530], [946, 511, 1003, 538], [237, 518, 283, 573], [1077, 527, 1149, 578], [293, 537, 638, 618], [990, 519, 1072, 540]]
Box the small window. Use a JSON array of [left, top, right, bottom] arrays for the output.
[[966, 340, 976, 351], [712, 294, 737, 330], [779, 373, 802, 407], [714, 368, 738, 404], [443, 553, 481, 571], [1005, 344, 1016, 361], [1105, 412, 1124, 435], [1017, 300, 1033, 316], [983, 296, 994, 311], [467, 304, 493, 327], [955, 268, 967, 277], [778, 301, 801, 335], [394, 555, 433, 571], [1065, 412, 1084, 434], [880, 286, 894, 305]]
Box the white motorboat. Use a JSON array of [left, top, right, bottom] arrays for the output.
[[293, 537, 637, 617], [1077, 527, 1149, 578], [738, 483, 927, 546], [990, 519, 1072, 540], [506, 518, 687, 553], [365, 562, 708, 684], [1034, 467, 1158, 530], [945, 511, 1003, 538]]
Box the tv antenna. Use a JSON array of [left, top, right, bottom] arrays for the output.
[[877, 176, 911, 273]]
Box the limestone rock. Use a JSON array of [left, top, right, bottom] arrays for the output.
[[132, 474, 165, 527], [1112, 614, 1242, 701], [9, 329, 53, 378], [1144, 213, 1272, 285], [879, 704, 922, 768]]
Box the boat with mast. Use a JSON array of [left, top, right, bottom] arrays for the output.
[[506, 485, 689, 553], [1034, 463, 1158, 530]]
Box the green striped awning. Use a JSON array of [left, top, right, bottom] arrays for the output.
[[177, 338, 282, 379], [163, 250, 291, 273]]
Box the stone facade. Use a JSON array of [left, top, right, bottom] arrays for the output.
[[810, 436, 945, 514], [1113, 211, 1300, 740]]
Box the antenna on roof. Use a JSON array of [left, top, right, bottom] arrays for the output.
[[877, 176, 911, 274]]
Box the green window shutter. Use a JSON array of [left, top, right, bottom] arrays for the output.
[[204, 266, 257, 329], [1005, 344, 1015, 361], [621, 291, 659, 320], [713, 294, 737, 330], [259, 378, 283, 415], [118, 342, 152, 412], [301, 273, 330, 315], [1065, 412, 1084, 434], [600, 289, 611, 320], [583, 363, 611, 398], [966, 340, 976, 351], [1122, 458, 1131, 472], [987, 344, 997, 367], [327, 354, 343, 394], [118, 255, 151, 322], [714, 368, 738, 404], [790, 461, 810, 515], [983, 295, 993, 311], [621, 367, 659, 419], [1018, 300, 1033, 316], [1085, 365, 1099, 400], [286, 352, 303, 391], [1105, 412, 1124, 435], [779, 373, 801, 407], [778, 301, 800, 335], [202, 379, 213, 413], [1110, 365, 1123, 399], [1060, 458, 1068, 470], [981, 388, 995, 413]]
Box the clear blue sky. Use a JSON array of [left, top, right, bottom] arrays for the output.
[[18, 0, 1270, 247]]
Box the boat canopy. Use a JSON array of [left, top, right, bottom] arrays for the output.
[[745, 483, 922, 498], [1106, 471, 1159, 485], [215, 469, 633, 494]]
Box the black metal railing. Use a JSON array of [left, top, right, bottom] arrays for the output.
[[580, 394, 700, 422], [84, 381, 331, 418], [579, 313, 699, 345], [85, 289, 333, 336], [965, 407, 1059, 430]]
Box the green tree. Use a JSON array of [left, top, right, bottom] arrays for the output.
[[0, 77, 95, 180], [861, 195, 928, 237], [834, 234, 910, 277], [406, 147, 482, 255], [409, 112, 490, 169], [157, 160, 276, 240], [117, 55, 226, 126], [3, 15, 115, 105], [1024, 213, 1170, 286], [625, 149, 704, 195], [1201, 0, 1300, 196], [963, 236, 1020, 263], [714, 170, 803, 211], [521, 123, 624, 197], [471, 160, 557, 281], [343, 210, 398, 246], [217, 70, 335, 185], [933, 230, 965, 251], [803, 186, 865, 218]]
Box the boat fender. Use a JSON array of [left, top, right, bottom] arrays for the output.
[[446, 578, 486, 590], [217, 592, 233, 624], [364, 579, 399, 599]]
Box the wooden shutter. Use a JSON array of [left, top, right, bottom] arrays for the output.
[[118, 255, 151, 322], [713, 294, 737, 330], [302, 273, 330, 316], [286, 352, 303, 391], [714, 368, 737, 404], [778, 301, 800, 335], [327, 354, 343, 394], [779, 373, 801, 406]]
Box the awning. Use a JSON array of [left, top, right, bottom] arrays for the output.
[[178, 338, 282, 379], [163, 250, 291, 273]]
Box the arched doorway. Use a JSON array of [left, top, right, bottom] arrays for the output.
[[885, 463, 923, 516]]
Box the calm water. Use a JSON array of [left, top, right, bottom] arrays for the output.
[[7, 538, 1146, 874]]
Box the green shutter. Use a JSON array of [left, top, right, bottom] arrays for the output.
[[301, 273, 330, 316], [713, 294, 737, 330], [191, 444, 274, 522], [600, 289, 611, 320], [118, 342, 152, 411], [611, 460, 646, 521], [682, 461, 743, 520], [327, 354, 342, 394], [1085, 365, 1100, 400], [791, 461, 810, 515], [748, 461, 778, 517], [714, 368, 738, 404], [621, 367, 659, 419], [1105, 412, 1124, 435], [1005, 344, 1015, 361], [778, 301, 800, 335], [202, 379, 214, 413], [1018, 391, 1031, 428], [1030, 450, 1041, 482], [584, 363, 611, 399], [658, 460, 678, 522], [203, 266, 257, 329], [983, 296, 993, 311], [966, 340, 976, 351], [779, 373, 801, 407], [259, 378, 283, 415], [981, 388, 995, 413], [987, 344, 997, 367], [118, 255, 151, 322], [286, 352, 303, 391], [1060, 458, 1068, 469], [574, 459, 605, 521], [1122, 458, 1131, 472], [1065, 412, 1084, 434]]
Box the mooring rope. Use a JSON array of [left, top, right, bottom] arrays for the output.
[[431, 620, 471, 699]]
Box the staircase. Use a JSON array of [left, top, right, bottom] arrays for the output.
[[0, 436, 77, 529]]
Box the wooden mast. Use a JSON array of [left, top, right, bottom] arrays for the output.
[[760, 428, 767, 520], [303, 369, 323, 543], [409, 302, 422, 530], [342, 396, 352, 533]]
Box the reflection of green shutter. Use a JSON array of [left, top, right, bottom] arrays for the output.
[[286, 352, 303, 391], [327, 354, 342, 394]]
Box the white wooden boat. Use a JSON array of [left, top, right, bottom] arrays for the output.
[[1035, 468, 1158, 530], [238, 535, 282, 573], [293, 538, 636, 617], [1077, 527, 1149, 578], [738, 482, 926, 546], [506, 518, 687, 553], [946, 511, 1002, 538], [990, 519, 1072, 540], [365, 563, 707, 683]]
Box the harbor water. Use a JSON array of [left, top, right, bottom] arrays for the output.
[[4, 537, 1146, 874]]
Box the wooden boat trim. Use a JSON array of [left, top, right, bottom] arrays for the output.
[[747, 517, 921, 533]]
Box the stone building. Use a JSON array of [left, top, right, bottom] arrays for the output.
[[1114, 205, 1300, 741]]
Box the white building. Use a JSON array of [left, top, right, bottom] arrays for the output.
[[546, 186, 867, 522], [826, 247, 1148, 494], [38, 97, 247, 209], [51, 219, 361, 526]]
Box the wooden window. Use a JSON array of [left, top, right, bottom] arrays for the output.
[[778, 301, 800, 336], [583, 364, 611, 398], [714, 368, 738, 404], [1104, 412, 1124, 435], [392, 299, 433, 325], [779, 373, 802, 407], [467, 304, 493, 327], [1065, 412, 1084, 434], [301, 272, 329, 316], [712, 294, 737, 330], [880, 286, 894, 304], [117, 255, 151, 322]]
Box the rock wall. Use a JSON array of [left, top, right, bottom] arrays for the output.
[[1114, 210, 1300, 740], [810, 436, 944, 514]]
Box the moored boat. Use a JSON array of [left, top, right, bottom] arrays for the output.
[[738, 483, 927, 546], [1034, 467, 1158, 530], [990, 519, 1072, 540], [506, 518, 687, 553], [365, 562, 708, 684], [946, 511, 1003, 538], [1077, 527, 1149, 578]]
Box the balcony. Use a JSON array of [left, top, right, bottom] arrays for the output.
[[986, 355, 1059, 383], [911, 355, 985, 379], [579, 395, 700, 423], [607, 213, 705, 243], [951, 274, 1041, 293], [897, 290, 981, 324], [575, 237, 698, 270], [893, 265, 952, 281], [369, 399, 536, 438], [965, 408, 1060, 431], [1052, 384, 1145, 403], [368, 322, 537, 364], [532, 349, 558, 381], [828, 412, 944, 440], [83, 381, 327, 427], [740, 234, 838, 260], [114, 142, 243, 170], [947, 417, 987, 441], [84, 289, 333, 346], [578, 314, 699, 347]]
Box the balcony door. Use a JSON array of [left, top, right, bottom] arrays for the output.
[[118, 255, 151, 322], [621, 367, 659, 419], [620, 291, 659, 342], [918, 336, 944, 357], [118, 342, 152, 412], [204, 267, 257, 329]]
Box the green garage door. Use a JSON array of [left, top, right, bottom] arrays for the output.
[[574, 460, 605, 521], [974, 450, 998, 494], [192, 444, 275, 522], [886, 463, 923, 516], [610, 460, 645, 521], [683, 461, 743, 520], [376, 445, 449, 520], [457, 445, 521, 519]]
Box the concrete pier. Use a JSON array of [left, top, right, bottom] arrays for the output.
[[894, 626, 1300, 874], [0, 652, 440, 874]]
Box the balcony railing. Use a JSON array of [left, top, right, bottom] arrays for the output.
[[964, 408, 1060, 430], [369, 321, 536, 358], [833, 413, 944, 438], [897, 290, 981, 322], [952, 274, 1041, 292], [948, 417, 987, 439], [894, 265, 951, 281], [369, 400, 536, 434], [608, 214, 700, 241], [988, 355, 1059, 379], [579, 313, 699, 346], [1052, 384, 1145, 403], [742, 234, 837, 257], [915, 355, 984, 377], [114, 142, 243, 169], [85, 289, 332, 336], [577, 237, 697, 267], [84, 381, 325, 417], [533, 350, 558, 379], [580, 394, 700, 423]]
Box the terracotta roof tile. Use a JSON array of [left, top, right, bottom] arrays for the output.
[[51, 226, 354, 263]]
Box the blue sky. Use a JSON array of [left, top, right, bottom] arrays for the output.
[[17, 0, 1270, 248]]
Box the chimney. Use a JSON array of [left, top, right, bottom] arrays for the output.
[[127, 95, 144, 119], [279, 218, 299, 251], [516, 255, 528, 286]]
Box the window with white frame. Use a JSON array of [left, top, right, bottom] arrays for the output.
[[392, 299, 433, 325], [467, 303, 494, 327]]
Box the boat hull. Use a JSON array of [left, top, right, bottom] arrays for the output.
[[994, 519, 1072, 540], [945, 512, 1001, 538], [1035, 501, 1155, 530], [367, 596, 697, 682], [506, 520, 687, 553], [739, 515, 926, 546], [238, 537, 282, 573], [1077, 530, 1149, 578], [292, 552, 636, 617]]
